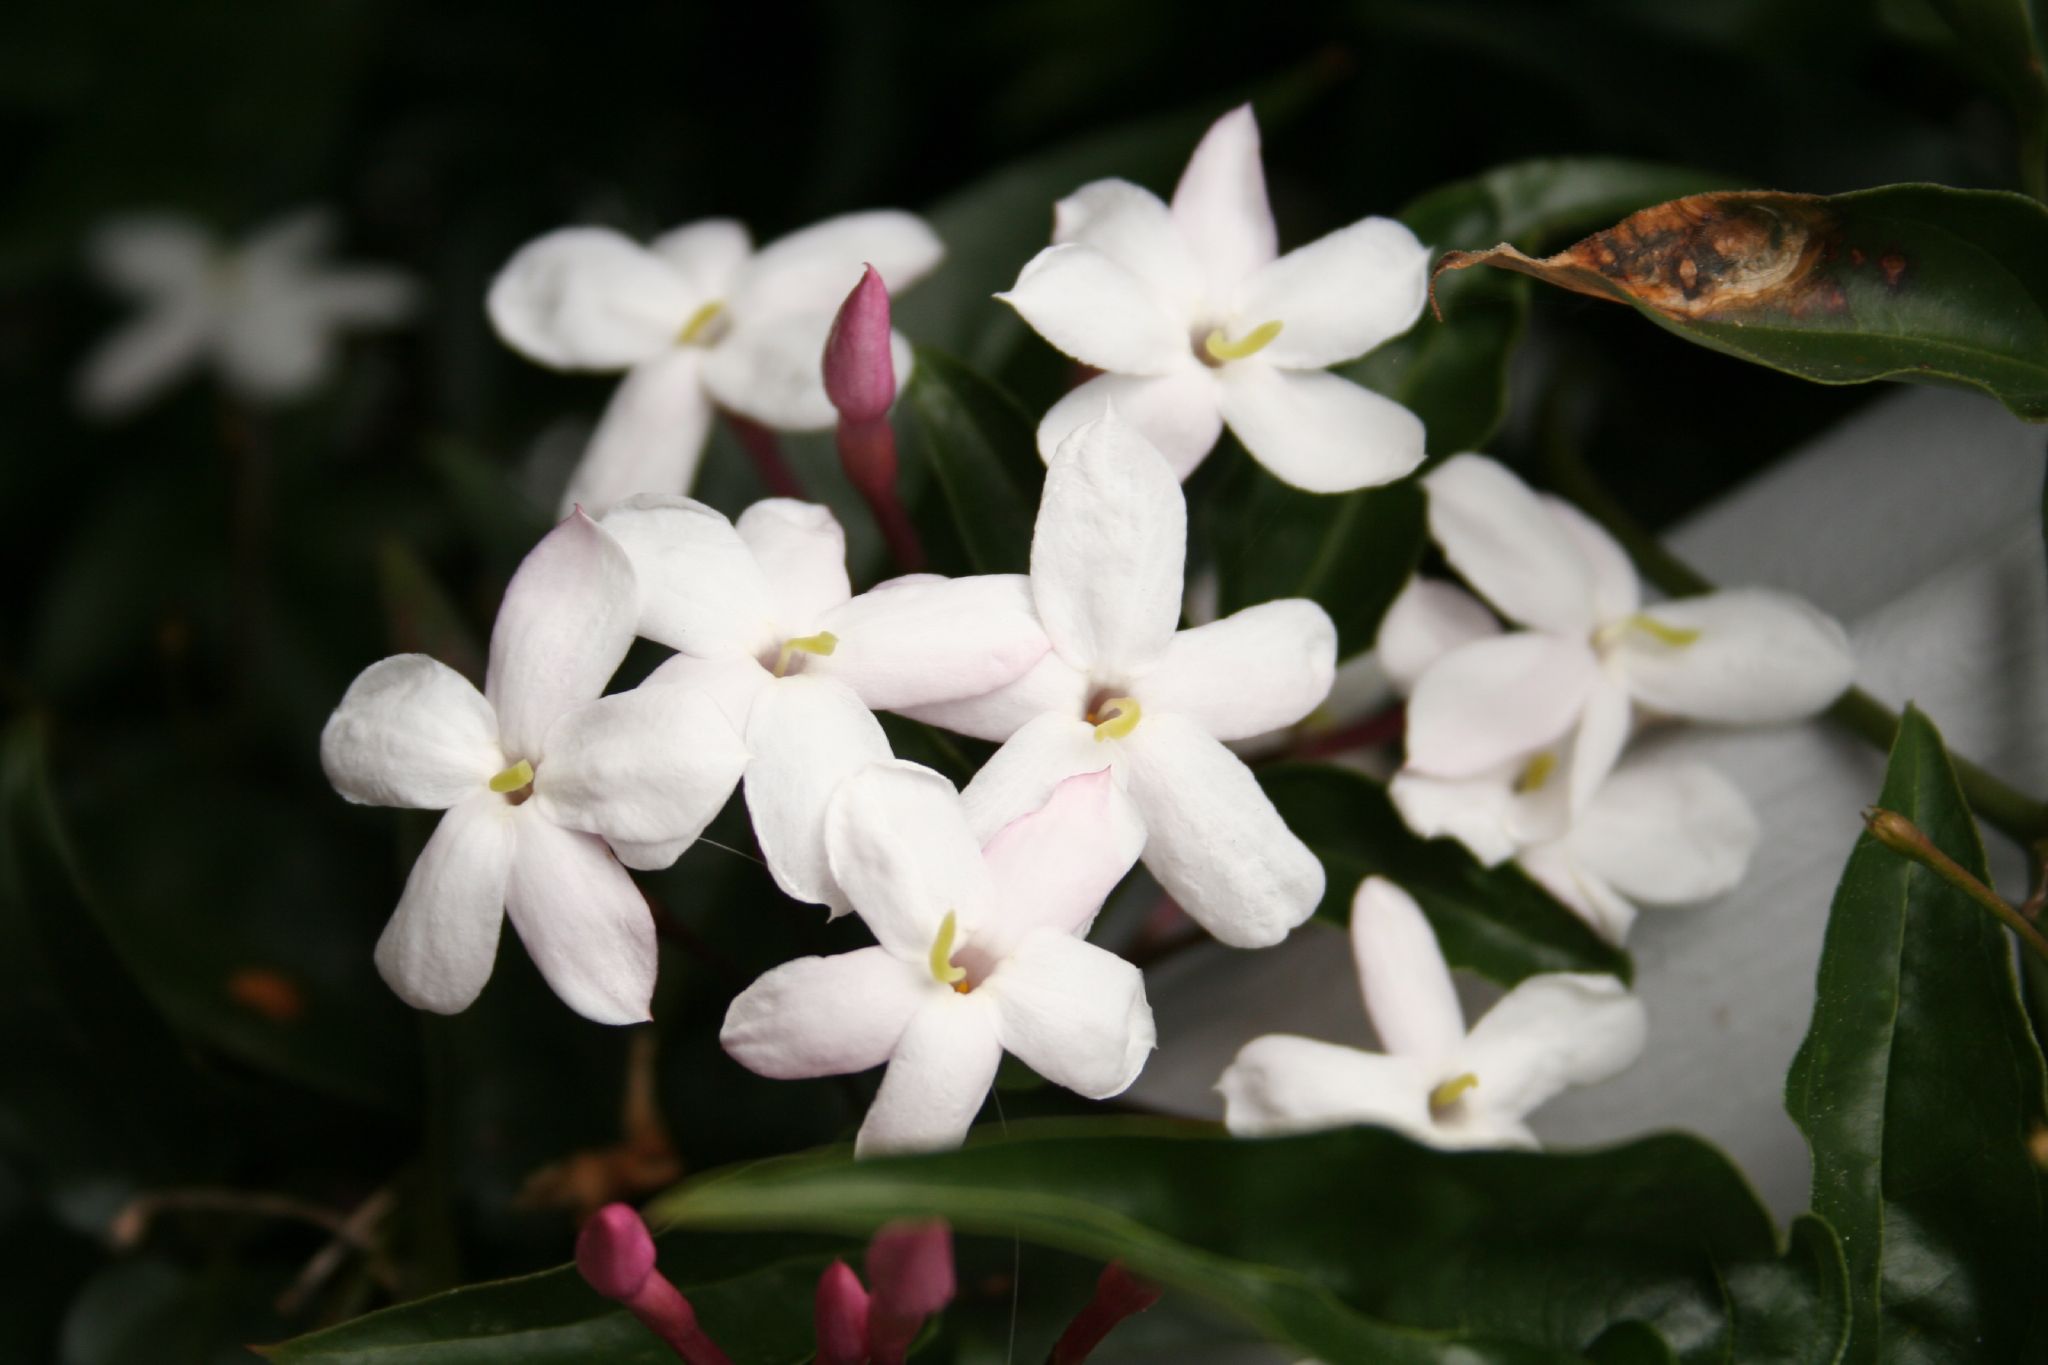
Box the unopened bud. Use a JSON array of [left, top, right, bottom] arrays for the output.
[[1863, 806, 1938, 863], [574, 1204, 732, 1365], [1050, 1261, 1163, 1363], [813, 1259, 871, 1365], [864, 1219, 954, 1364], [824, 264, 896, 424]]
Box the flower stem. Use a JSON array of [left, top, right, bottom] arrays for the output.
[[1864, 807, 2048, 965], [1543, 443, 2048, 846], [722, 412, 805, 499]]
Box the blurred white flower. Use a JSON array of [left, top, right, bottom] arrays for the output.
[[600, 494, 1048, 910], [319, 510, 746, 1024], [78, 208, 417, 419], [901, 416, 1336, 949], [488, 212, 942, 515], [722, 763, 1153, 1157], [1218, 877, 1645, 1148], [1000, 104, 1429, 493]]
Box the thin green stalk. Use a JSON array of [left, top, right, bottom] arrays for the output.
[[1544, 444, 2048, 847], [1866, 808, 2048, 965]]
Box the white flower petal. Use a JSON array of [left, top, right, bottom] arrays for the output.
[[1169, 104, 1277, 294], [216, 290, 333, 402], [700, 310, 839, 430], [811, 574, 1049, 711], [736, 499, 853, 631], [321, 654, 500, 809], [485, 510, 639, 760], [1403, 633, 1598, 778], [560, 350, 715, 517], [1349, 877, 1465, 1059], [1567, 673, 1633, 813], [959, 712, 1103, 841], [1136, 599, 1335, 741], [1571, 757, 1759, 906], [978, 768, 1144, 951], [999, 244, 1191, 376], [312, 268, 419, 327], [733, 210, 943, 321], [1051, 178, 1202, 320], [1541, 496, 1639, 622], [88, 213, 212, 298], [487, 228, 692, 371], [373, 794, 514, 1015], [856, 995, 1003, 1157], [893, 649, 1092, 744], [1388, 768, 1522, 867], [1033, 368, 1222, 481], [1609, 588, 1855, 724], [1422, 455, 1598, 634], [1032, 417, 1187, 679], [533, 684, 747, 858], [75, 304, 211, 418], [1217, 364, 1424, 494], [644, 650, 775, 733], [1376, 578, 1501, 697], [825, 760, 995, 958], [503, 816, 656, 1025], [648, 218, 753, 299], [1233, 217, 1429, 369], [1217, 1035, 1431, 1139], [1120, 714, 1322, 948], [1456, 973, 1647, 1121], [987, 930, 1154, 1098], [602, 494, 777, 657], [744, 676, 893, 908], [1517, 841, 1639, 943], [239, 208, 337, 268], [721, 946, 928, 1079]]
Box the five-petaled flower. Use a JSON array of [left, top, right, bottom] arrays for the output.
[[1218, 877, 1646, 1148], [320, 510, 746, 1024], [78, 208, 417, 419], [488, 212, 942, 515], [1000, 104, 1430, 493], [904, 416, 1334, 948], [722, 763, 1155, 1156]]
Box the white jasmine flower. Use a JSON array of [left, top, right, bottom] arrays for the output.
[[77, 208, 417, 418], [319, 510, 746, 1024], [999, 104, 1429, 493], [600, 495, 1050, 909], [722, 763, 1154, 1157], [902, 417, 1335, 949], [488, 212, 943, 515], [1218, 877, 1645, 1148], [1402, 455, 1856, 809]]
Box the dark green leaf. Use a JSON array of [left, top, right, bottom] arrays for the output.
[[1917, 0, 2048, 193], [1258, 763, 1630, 985], [1437, 186, 2048, 422], [1785, 706, 2048, 1361], [1584, 1322, 1679, 1365], [899, 346, 1044, 576], [650, 1119, 1841, 1363]]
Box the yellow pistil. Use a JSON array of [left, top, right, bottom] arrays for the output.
[[928, 910, 968, 990], [488, 759, 535, 794], [773, 630, 839, 677], [1599, 612, 1702, 649], [1428, 1072, 1479, 1117], [677, 300, 726, 345], [1513, 751, 1557, 794], [1089, 696, 1142, 742], [1202, 319, 1283, 363]]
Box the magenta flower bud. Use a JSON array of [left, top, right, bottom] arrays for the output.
[[863, 1219, 955, 1364], [813, 1259, 872, 1365], [574, 1204, 733, 1365], [824, 264, 897, 424], [1050, 1261, 1163, 1363]]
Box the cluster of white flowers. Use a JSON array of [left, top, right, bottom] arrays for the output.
[[311, 105, 1858, 1158]]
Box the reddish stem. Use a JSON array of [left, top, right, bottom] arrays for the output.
[[723, 412, 805, 499]]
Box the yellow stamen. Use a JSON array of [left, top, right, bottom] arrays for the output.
[[928, 910, 967, 988], [677, 300, 726, 345], [1429, 1072, 1479, 1116], [1202, 319, 1283, 363], [488, 759, 534, 794], [773, 630, 839, 677], [1514, 751, 1557, 794], [1090, 696, 1142, 741], [1599, 612, 1702, 648]]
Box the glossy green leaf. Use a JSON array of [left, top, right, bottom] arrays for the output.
[[1785, 706, 2048, 1361], [649, 1119, 1844, 1363], [1258, 763, 1629, 985], [1438, 185, 2048, 422], [899, 345, 1045, 576]]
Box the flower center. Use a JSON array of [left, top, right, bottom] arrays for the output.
[[677, 300, 729, 347], [928, 910, 971, 994], [1513, 751, 1558, 794], [770, 630, 838, 678], [1594, 612, 1701, 652], [1198, 319, 1283, 367], [1086, 695, 1142, 741], [1428, 1071, 1479, 1119], [488, 758, 536, 806]]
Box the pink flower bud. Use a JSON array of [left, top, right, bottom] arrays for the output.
[[824, 264, 897, 424], [1050, 1261, 1163, 1363], [813, 1259, 872, 1365], [574, 1204, 733, 1365], [863, 1219, 954, 1364]]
